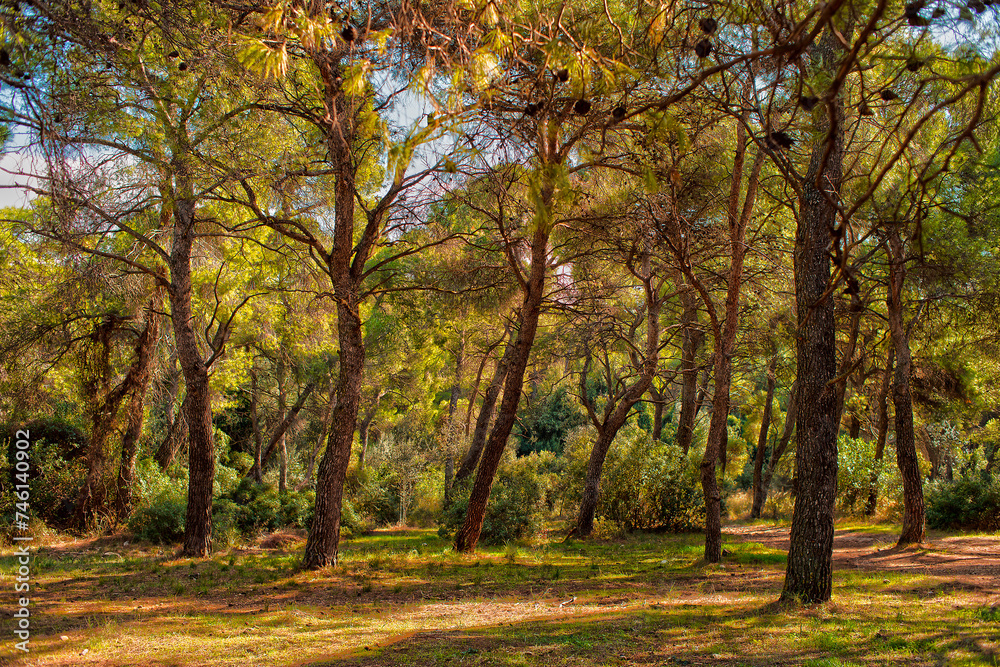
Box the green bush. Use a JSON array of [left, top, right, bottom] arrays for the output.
[[438, 451, 556, 545], [128, 490, 187, 544], [595, 426, 706, 532], [346, 464, 400, 527], [222, 479, 315, 535], [926, 473, 1000, 531], [837, 435, 902, 516]]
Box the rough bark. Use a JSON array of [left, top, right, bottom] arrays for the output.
[[171, 168, 217, 558], [864, 346, 894, 516], [74, 318, 127, 527], [887, 229, 925, 546], [781, 27, 846, 603], [753, 380, 798, 518], [750, 356, 777, 519], [115, 297, 161, 523]]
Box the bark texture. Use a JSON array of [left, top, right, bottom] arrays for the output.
[[676, 289, 703, 455], [887, 229, 925, 545], [455, 333, 515, 484], [781, 27, 846, 603]]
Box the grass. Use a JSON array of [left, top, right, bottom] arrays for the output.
[[1, 523, 998, 666]]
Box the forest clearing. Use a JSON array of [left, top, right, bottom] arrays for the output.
[[3, 520, 999, 666]]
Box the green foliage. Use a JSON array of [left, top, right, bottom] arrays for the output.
[[439, 452, 558, 545], [515, 387, 587, 456], [836, 436, 901, 516], [219, 479, 316, 536], [926, 473, 1000, 531], [346, 464, 401, 528], [595, 425, 706, 532], [1, 419, 88, 527], [128, 490, 187, 544]]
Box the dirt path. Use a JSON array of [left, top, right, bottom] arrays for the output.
[[725, 523, 1000, 594]]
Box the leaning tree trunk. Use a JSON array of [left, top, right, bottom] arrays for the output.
[[115, 296, 161, 523], [575, 275, 661, 537], [781, 27, 847, 604], [299, 374, 335, 491], [455, 332, 515, 485], [249, 365, 264, 482], [864, 346, 894, 516], [750, 356, 777, 520], [454, 217, 550, 554], [887, 229, 925, 546]]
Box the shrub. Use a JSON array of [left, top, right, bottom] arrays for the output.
[[595, 426, 706, 532], [837, 435, 902, 516], [438, 451, 556, 545], [128, 490, 187, 543], [926, 473, 1000, 531]]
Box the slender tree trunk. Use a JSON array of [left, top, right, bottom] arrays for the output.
[[277, 356, 288, 495], [299, 374, 335, 491], [755, 380, 798, 517], [444, 336, 464, 498], [650, 385, 665, 442], [455, 333, 515, 484], [454, 210, 551, 553], [155, 392, 188, 470], [887, 229, 925, 546], [699, 132, 764, 563], [255, 381, 316, 474], [863, 346, 894, 516], [303, 75, 367, 569], [781, 27, 848, 603], [574, 269, 661, 536], [750, 356, 778, 519], [249, 366, 263, 483], [676, 289, 703, 455], [115, 297, 161, 523]]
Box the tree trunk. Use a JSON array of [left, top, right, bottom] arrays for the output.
[[750, 356, 777, 520], [699, 130, 764, 563], [781, 28, 847, 604], [650, 385, 665, 442], [299, 374, 335, 491], [115, 297, 161, 523], [249, 366, 263, 483], [303, 74, 366, 569], [74, 318, 125, 527], [454, 213, 550, 553], [255, 381, 317, 475], [277, 356, 288, 495], [754, 380, 798, 518], [864, 346, 894, 516], [676, 290, 703, 455], [171, 175, 217, 558], [574, 269, 661, 537], [455, 332, 515, 484], [444, 336, 464, 498], [887, 229, 925, 546]]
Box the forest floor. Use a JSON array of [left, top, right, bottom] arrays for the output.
[[1, 520, 998, 667]]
